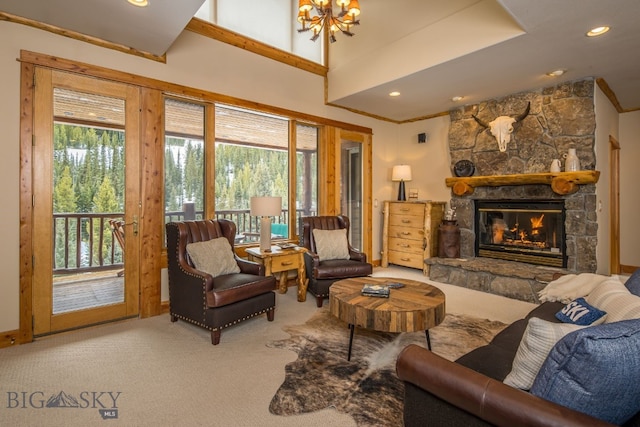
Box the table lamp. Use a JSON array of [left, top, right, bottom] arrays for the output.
[[250, 196, 282, 252], [392, 165, 412, 201]]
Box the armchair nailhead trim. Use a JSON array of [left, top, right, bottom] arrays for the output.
[[170, 306, 275, 332]]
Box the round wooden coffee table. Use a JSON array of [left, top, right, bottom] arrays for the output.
[[329, 277, 446, 360]]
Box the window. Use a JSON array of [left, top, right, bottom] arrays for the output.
[[194, 0, 323, 64], [164, 100, 318, 245], [295, 123, 319, 236], [214, 105, 318, 242], [164, 98, 205, 223]]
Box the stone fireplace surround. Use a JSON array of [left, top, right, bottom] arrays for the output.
[[427, 79, 598, 303]]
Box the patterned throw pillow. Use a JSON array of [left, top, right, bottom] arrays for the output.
[[586, 280, 640, 323], [186, 237, 240, 278], [555, 298, 607, 325], [503, 317, 584, 390], [531, 319, 640, 425], [312, 228, 351, 261]]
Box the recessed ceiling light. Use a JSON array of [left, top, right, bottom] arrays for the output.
[[451, 96, 463, 102], [586, 26, 610, 37], [546, 69, 566, 77], [389, 91, 401, 97], [127, 0, 149, 7]]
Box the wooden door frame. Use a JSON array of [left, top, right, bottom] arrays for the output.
[[31, 69, 142, 336], [610, 135, 621, 274], [318, 127, 373, 261], [19, 63, 164, 343]]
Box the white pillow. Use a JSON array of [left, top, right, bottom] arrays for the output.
[[186, 237, 240, 278], [312, 228, 350, 261], [503, 318, 584, 390], [586, 279, 640, 322]]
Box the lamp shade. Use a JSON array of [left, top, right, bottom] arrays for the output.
[[392, 165, 412, 182], [250, 196, 282, 216]]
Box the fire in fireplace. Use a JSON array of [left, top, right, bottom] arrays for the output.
[[475, 200, 566, 267]]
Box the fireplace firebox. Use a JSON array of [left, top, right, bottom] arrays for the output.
[[475, 200, 566, 268]]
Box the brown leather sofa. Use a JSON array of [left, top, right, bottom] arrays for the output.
[[396, 300, 640, 426], [166, 219, 276, 345], [300, 215, 372, 307]]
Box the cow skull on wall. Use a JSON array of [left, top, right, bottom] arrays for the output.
[[473, 102, 531, 152]]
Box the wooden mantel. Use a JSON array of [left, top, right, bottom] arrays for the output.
[[445, 170, 600, 196]]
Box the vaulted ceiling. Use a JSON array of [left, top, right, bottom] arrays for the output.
[[1, 0, 638, 122]]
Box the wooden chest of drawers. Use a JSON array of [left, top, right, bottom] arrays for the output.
[[381, 200, 446, 274]]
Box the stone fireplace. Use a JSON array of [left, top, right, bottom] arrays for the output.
[[427, 79, 599, 302]]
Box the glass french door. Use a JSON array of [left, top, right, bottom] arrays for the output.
[[340, 140, 363, 249], [32, 69, 141, 335], [338, 129, 372, 257]]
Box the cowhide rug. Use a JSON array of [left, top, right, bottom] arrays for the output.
[[267, 308, 506, 426]]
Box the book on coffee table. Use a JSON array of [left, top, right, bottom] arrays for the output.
[[361, 284, 390, 298]]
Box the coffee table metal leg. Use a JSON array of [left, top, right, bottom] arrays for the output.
[[425, 330, 431, 350], [348, 324, 355, 361]]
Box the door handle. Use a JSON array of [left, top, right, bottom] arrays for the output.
[[132, 215, 138, 236], [124, 215, 138, 236]]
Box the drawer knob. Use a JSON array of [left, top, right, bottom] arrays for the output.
[[401, 257, 411, 261], [280, 261, 293, 266], [401, 219, 411, 223], [401, 232, 411, 236]]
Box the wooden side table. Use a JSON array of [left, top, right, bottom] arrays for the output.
[[246, 246, 308, 302]]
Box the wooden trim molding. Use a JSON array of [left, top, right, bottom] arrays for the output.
[[0, 330, 20, 349], [19, 61, 35, 345], [597, 78, 624, 113], [0, 11, 166, 63], [621, 265, 639, 275], [185, 18, 328, 77]]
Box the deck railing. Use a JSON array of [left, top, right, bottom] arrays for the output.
[[53, 208, 315, 274]]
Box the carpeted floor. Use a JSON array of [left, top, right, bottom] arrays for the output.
[[0, 266, 535, 426], [267, 308, 506, 426]]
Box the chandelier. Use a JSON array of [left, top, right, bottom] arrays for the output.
[[297, 0, 361, 43]]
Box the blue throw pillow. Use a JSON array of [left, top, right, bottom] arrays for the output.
[[625, 269, 640, 296], [530, 319, 640, 424], [555, 297, 606, 325]]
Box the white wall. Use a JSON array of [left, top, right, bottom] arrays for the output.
[[594, 85, 619, 275], [0, 23, 21, 334], [327, 0, 524, 103], [371, 116, 452, 260], [394, 117, 452, 204], [619, 111, 640, 268]]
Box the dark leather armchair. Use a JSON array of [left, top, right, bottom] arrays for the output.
[[166, 219, 276, 345], [301, 215, 372, 307]]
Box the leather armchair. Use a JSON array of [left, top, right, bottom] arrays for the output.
[[166, 219, 276, 345], [300, 215, 372, 307]]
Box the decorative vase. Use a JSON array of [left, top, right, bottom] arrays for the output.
[[564, 148, 580, 172], [550, 159, 561, 173]]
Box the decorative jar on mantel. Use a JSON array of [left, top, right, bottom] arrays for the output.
[[564, 148, 581, 172]]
